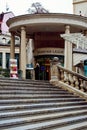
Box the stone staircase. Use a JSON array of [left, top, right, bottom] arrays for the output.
[[0, 78, 87, 130]]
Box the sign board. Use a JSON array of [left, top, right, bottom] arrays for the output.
[[10, 59, 18, 79], [34, 48, 64, 56]]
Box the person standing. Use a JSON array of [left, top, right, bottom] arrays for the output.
[[35, 63, 40, 80]]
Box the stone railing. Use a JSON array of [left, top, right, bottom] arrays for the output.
[[50, 57, 87, 100], [57, 65, 87, 92]]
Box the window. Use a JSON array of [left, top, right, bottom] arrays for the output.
[[6, 53, 19, 69], [15, 53, 19, 69], [0, 53, 2, 67], [6, 53, 10, 69], [2, 37, 6, 44]]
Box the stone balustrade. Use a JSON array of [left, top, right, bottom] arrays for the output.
[[50, 57, 87, 100], [57, 65, 87, 93]]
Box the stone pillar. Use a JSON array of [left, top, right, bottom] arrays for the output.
[[10, 32, 15, 59], [2, 52, 6, 69], [50, 57, 59, 86], [18, 35, 21, 71], [64, 25, 72, 70], [27, 38, 35, 80], [26, 38, 32, 65], [31, 38, 35, 80], [84, 30, 87, 49], [20, 26, 26, 79], [25, 38, 29, 66]]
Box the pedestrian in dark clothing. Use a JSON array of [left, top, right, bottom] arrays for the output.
[[35, 63, 40, 80]]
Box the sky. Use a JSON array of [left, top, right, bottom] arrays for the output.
[[0, 0, 73, 16]]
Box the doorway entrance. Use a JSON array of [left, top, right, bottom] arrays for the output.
[[34, 55, 64, 80]]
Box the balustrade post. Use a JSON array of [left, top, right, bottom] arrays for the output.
[[79, 79, 84, 92], [74, 76, 79, 89], [69, 73, 74, 87], [60, 69, 64, 82], [50, 57, 59, 86], [64, 71, 69, 84]]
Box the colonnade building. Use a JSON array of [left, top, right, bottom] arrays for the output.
[[7, 11, 87, 79]]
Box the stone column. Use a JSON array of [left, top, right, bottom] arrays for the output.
[[64, 25, 72, 70], [20, 26, 26, 79], [10, 32, 15, 59], [26, 38, 35, 80], [31, 38, 35, 80], [84, 30, 87, 49], [26, 38, 32, 65]]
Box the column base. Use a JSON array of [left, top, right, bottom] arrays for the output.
[[50, 76, 59, 86]]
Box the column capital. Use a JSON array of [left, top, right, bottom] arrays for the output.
[[21, 26, 26, 31], [65, 25, 70, 34], [65, 25, 70, 28]]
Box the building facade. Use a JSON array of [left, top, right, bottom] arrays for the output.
[[7, 12, 87, 79], [0, 12, 20, 71], [73, 0, 87, 76], [73, 0, 87, 16], [0, 1, 85, 79]]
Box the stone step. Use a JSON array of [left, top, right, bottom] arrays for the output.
[[0, 97, 85, 103], [0, 83, 51, 88], [0, 78, 87, 129], [0, 87, 61, 92], [0, 100, 86, 107], [0, 82, 53, 88], [0, 114, 87, 129], [1, 105, 87, 117], [0, 90, 73, 95], [0, 78, 49, 84], [70, 124, 87, 130], [0, 108, 87, 121], [0, 79, 50, 85], [0, 102, 87, 113], [0, 94, 81, 100], [0, 90, 71, 96], [0, 90, 76, 97], [0, 97, 84, 104], [52, 121, 87, 130]]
